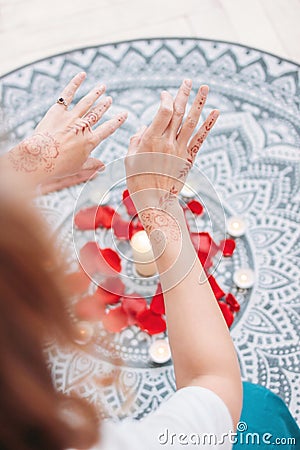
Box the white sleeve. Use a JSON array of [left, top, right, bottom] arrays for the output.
[[95, 386, 234, 450]]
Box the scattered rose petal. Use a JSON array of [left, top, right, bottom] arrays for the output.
[[95, 205, 116, 229], [207, 274, 225, 300], [219, 239, 236, 257], [75, 295, 106, 321], [137, 309, 167, 335], [225, 293, 240, 312], [112, 214, 130, 240], [218, 302, 234, 328], [122, 189, 137, 216], [65, 268, 91, 295], [150, 284, 165, 315], [102, 306, 129, 333], [74, 206, 98, 230], [80, 242, 122, 276], [122, 294, 148, 325], [186, 200, 204, 215], [95, 277, 125, 305]]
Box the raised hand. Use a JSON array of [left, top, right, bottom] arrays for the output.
[[125, 79, 219, 211], [5, 72, 127, 184]]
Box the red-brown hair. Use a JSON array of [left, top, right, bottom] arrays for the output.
[[0, 174, 99, 450]]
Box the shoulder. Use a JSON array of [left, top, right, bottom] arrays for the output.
[[93, 387, 233, 450]]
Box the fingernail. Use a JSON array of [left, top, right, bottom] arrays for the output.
[[118, 111, 128, 121], [97, 84, 106, 94], [200, 85, 209, 96], [98, 164, 105, 172], [79, 72, 86, 79], [184, 79, 192, 88], [212, 109, 220, 118]]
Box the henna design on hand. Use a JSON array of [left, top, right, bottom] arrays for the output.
[[140, 208, 181, 244], [8, 133, 60, 173]]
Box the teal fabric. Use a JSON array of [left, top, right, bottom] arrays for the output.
[[233, 382, 300, 449]]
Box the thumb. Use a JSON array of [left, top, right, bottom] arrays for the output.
[[81, 157, 105, 172], [129, 125, 147, 147]]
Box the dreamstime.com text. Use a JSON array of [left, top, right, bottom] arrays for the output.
[[158, 422, 297, 446]]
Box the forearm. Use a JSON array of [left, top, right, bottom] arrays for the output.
[[140, 201, 242, 424]]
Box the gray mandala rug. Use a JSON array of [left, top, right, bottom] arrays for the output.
[[0, 38, 299, 425]]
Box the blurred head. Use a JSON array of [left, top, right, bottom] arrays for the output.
[[0, 173, 99, 450]]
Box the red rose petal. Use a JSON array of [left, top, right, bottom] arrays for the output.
[[219, 239, 236, 257], [122, 189, 137, 216], [207, 274, 225, 300], [74, 206, 98, 230], [225, 293, 240, 312], [95, 277, 125, 305], [75, 295, 106, 321], [218, 302, 234, 328], [187, 200, 204, 215], [95, 205, 116, 229], [65, 268, 91, 295], [150, 284, 165, 315], [112, 214, 130, 240], [102, 306, 129, 333], [136, 309, 167, 335], [80, 242, 122, 276], [122, 294, 148, 325]]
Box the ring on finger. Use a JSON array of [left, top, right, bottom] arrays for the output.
[[56, 97, 68, 108]]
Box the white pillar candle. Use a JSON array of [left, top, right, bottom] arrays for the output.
[[130, 230, 157, 277], [233, 268, 255, 289], [180, 183, 195, 199], [74, 321, 94, 345], [226, 216, 247, 237], [149, 339, 171, 364]]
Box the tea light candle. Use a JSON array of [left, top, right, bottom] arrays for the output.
[[181, 183, 195, 199], [130, 230, 157, 277], [233, 268, 255, 289], [227, 216, 247, 237], [74, 321, 94, 345], [149, 339, 171, 364]]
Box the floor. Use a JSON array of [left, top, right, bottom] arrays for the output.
[[0, 0, 299, 76]]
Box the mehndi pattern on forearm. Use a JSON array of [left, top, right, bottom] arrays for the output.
[[8, 132, 60, 173], [140, 208, 181, 245]]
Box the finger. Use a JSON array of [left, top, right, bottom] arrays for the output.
[[167, 79, 192, 138], [177, 85, 209, 147], [144, 91, 174, 137], [58, 72, 86, 106], [93, 111, 128, 144], [82, 96, 112, 127], [186, 110, 219, 162], [81, 157, 105, 172], [72, 84, 106, 116]]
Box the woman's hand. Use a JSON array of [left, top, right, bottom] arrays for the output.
[[125, 79, 219, 211], [5, 72, 127, 184]]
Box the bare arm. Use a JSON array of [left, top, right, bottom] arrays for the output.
[[126, 80, 242, 428]]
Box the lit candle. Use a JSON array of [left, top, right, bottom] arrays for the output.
[[130, 230, 157, 277], [233, 268, 255, 289], [226, 216, 247, 237], [180, 183, 195, 199], [74, 321, 94, 345], [149, 339, 171, 364], [88, 187, 111, 205]]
